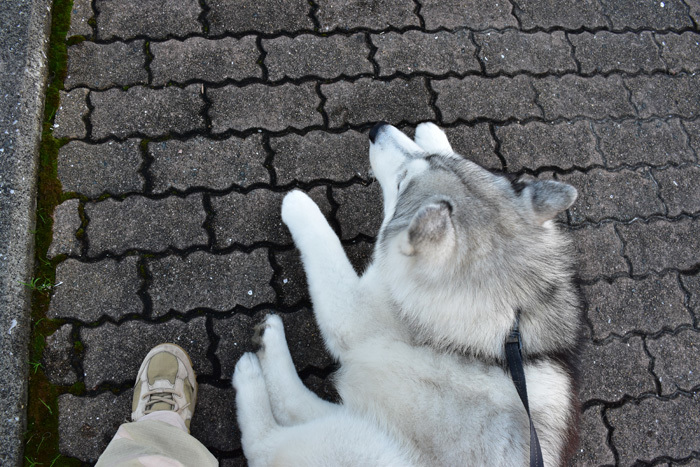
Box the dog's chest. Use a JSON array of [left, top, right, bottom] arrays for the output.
[[335, 340, 530, 464]]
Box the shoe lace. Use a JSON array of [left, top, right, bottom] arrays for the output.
[[142, 388, 191, 414]]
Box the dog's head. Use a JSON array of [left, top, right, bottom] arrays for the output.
[[369, 122, 579, 358]]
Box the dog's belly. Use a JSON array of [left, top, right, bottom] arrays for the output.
[[336, 338, 570, 466]]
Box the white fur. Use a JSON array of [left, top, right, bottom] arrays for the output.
[[413, 122, 454, 155], [233, 123, 579, 466]]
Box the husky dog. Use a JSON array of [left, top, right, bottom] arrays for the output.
[[233, 122, 582, 466]]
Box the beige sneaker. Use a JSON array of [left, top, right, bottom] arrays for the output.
[[131, 343, 197, 431]]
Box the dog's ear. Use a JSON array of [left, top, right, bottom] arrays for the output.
[[399, 201, 455, 256], [524, 180, 577, 224]]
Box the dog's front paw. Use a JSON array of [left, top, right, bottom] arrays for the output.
[[232, 352, 263, 390], [281, 190, 324, 231], [252, 314, 285, 349]]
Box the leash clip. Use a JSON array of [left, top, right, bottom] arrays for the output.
[[506, 327, 522, 350], [506, 311, 522, 351]]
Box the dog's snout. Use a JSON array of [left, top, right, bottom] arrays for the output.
[[369, 121, 390, 144]]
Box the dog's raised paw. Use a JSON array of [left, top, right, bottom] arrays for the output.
[[281, 190, 322, 228], [414, 122, 452, 155]]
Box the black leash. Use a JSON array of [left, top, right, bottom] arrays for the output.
[[505, 312, 545, 467]]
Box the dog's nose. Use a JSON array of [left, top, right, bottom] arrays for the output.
[[369, 121, 390, 144]]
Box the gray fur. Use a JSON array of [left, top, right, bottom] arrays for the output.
[[233, 122, 582, 466]]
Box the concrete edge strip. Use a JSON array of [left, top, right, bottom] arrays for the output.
[[0, 0, 52, 464]]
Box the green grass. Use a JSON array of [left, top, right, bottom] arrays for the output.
[[23, 0, 83, 465], [18, 277, 54, 294]]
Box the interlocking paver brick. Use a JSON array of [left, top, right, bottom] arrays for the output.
[[58, 391, 132, 462], [534, 75, 635, 120], [570, 32, 665, 74], [220, 459, 248, 467], [91, 85, 206, 139], [148, 250, 275, 316], [571, 407, 615, 465], [570, 223, 628, 280], [583, 274, 690, 339], [214, 308, 332, 379], [68, 0, 93, 37], [607, 393, 700, 465], [372, 30, 479, 76], [274, 249, 310, 306], [496, 121, 602, 172], [85, 194, 207, 255], [579, 336, 655, 402], [653, 165, 700, 216], [95, 0, 202, 40], [434, 76, 540, 122], [65, 40, 147, 90], [626, 75, 700, 119], [58, 140, 145, 197], [316, 0, 418, 31], [206, 0, 313, 34], [303, 373, 341, 402], [511, 0, 608, 30], [82, 316, 210, 387], [271, 130, 370, 184], [151, 37, 261, 85], [43, 325, 77, 386], [657, 32, 700, 74], [683, 274, 700, 321], [209, 83, 322, 132], [32, 0, 700, 463], [647, 329, 700, 394], [475, 31, 575, 75], [442, 124, 501, 169], [54, 88, 89, 140], [683, 119, 700, 158], [617, 217, 700, 274], [333, 182, 383, 239], [274, 309, 333, 369], [344, 239, 374, 275], [560, 168, 665, 224], [213, 311, 261, 378], [274, 245, 375, 307], [264, 34, 372, 80], [419, 0, 518, 30], [599, 0, 693, 31], [190, 385, 240, 452], [210, 187, 330, 247], [323, 77, 433, 127], [49, 257, 143, 321], [148, 135, 269, 193], [594, 119, 694, 168], [48, 199, 82, 258], [688, 0, 700, 24]]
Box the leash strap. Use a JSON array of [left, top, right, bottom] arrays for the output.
[[505, 318, 545, 467]]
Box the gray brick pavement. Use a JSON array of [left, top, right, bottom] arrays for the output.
[[264, 34, 372, 80], [65, 40, 148, 90], [148, 135, 269, 192], [36, 0, 700, 464], [58, 140, 145, 197], [150, 37, 262, 85]]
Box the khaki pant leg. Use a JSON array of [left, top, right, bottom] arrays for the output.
[[96, 412, 218, 467]]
